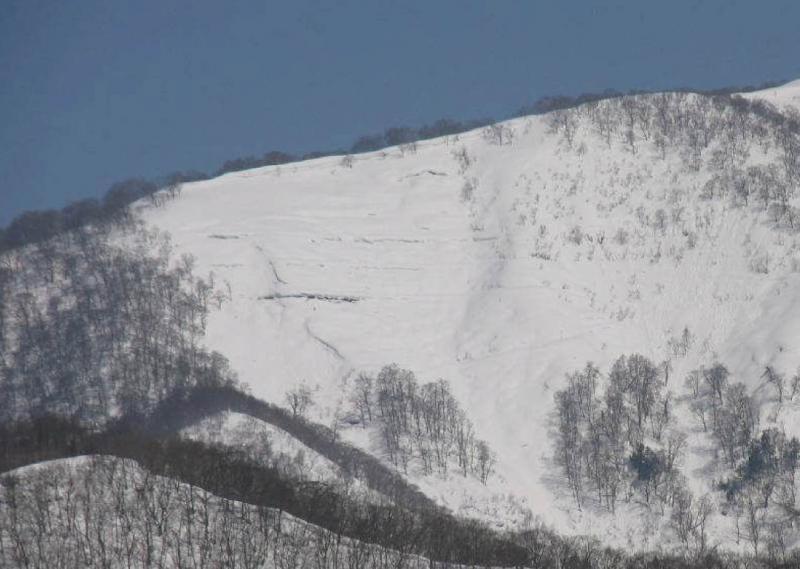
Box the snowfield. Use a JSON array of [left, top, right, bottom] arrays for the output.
[[742, 78, 800, 113], [141, 80, 800, 550]]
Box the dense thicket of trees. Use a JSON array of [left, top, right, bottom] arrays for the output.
[[0, 219, 234, 423], [348, 365, 495, 483]]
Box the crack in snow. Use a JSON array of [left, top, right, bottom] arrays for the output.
[[260, 293, 360, 303]]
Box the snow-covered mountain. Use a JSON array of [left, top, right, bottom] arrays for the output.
[[138, 80, 800, 551]]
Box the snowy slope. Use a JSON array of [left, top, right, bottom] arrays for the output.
[[180, 411, 388, 502], [181, 411, 342, 482], [141, 81, 800, 549], [744, 79, 800, 113]]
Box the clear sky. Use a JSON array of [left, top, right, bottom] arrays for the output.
[[2, 0, 800, 225]]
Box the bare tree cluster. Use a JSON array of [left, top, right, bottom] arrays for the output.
[[758, 365, 800, 404], [285, 384, 315, 419], [718, 428, 800, 557], [451, 145, 474, 173], [547, 92, 800, 232], [351, 365, 495, 483], [553, 356, 684, 514], [0, 173, 199, 253], [0, 220, 234, 424], [667, 326, 694, 358], [670, 488, 714, 553], [482, 122, 515, 145], [684, 364, 758, 467], [682, 362, 800, 556], [0, 457, 278, 569]]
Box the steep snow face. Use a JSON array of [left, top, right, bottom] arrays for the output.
[[142, 82, 800, 547]]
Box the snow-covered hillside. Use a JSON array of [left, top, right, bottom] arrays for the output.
[[0, 456, 437, 569], [744, 79, 800, 113], [182, 411, 344, 483], [141, 80, 800, 550], [180, 410, 385, 505]]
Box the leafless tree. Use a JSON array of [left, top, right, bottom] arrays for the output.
[[285, 384, 314, 419]]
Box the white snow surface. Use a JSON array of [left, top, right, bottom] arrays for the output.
[[743, 78, 800, 112], [141, 80, 800, 550]]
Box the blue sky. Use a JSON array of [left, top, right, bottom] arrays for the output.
[[2, 0, 800, 225]]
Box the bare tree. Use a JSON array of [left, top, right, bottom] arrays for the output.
[[285, 384, 314, 419], [482, 122, 514, 146], [762, 366, 785, 403], [350, 372, 373, 426], [451, 146, 473, 173]]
